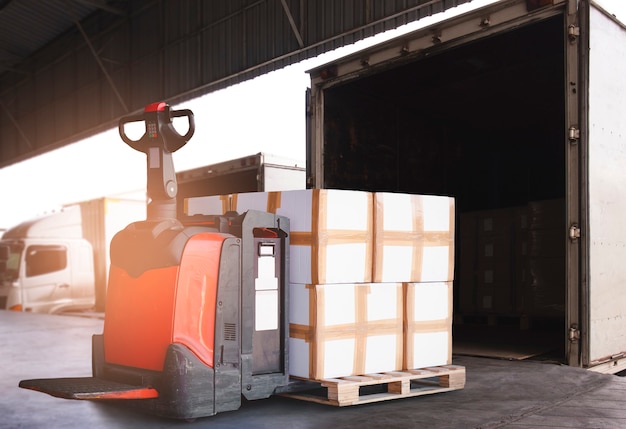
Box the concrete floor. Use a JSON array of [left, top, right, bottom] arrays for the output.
[[3, 310, 626, 429]]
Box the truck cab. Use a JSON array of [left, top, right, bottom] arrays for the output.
[[0, 207, 96, 313]]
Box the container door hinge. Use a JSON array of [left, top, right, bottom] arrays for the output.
[[568, 25, 580, 41], [569, 324, 580, 343], [569, 224, 581, 241], [568, 126, 580, 143]]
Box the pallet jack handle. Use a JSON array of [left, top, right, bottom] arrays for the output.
[[119, 102, 195, 220]]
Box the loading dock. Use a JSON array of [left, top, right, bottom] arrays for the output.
[[4, 310, 626, 428]]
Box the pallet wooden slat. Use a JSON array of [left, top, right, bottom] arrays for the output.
[[283, 365, 466, 407]]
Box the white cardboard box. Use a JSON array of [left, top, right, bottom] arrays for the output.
[[289, 282, 403, 380], [373, 192, 455, 283], [404, 281, 453, 369], [233, 189, 374, 284], [184, 194, 229, 216]]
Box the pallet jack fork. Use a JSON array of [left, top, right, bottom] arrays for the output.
[[19, 102, 292, 420]]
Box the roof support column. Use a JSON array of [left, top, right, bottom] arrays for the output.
[[0, 101, 33, 149], [67, 6, 129, 113], [280, 0, 304, 48]]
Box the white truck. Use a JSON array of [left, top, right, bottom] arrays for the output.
[[306, 0, 626, 373], [0, 197, 145, 313]]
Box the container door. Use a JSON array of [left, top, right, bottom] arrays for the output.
[[564, 0, 582, 367], [582, 2, 626, 369]]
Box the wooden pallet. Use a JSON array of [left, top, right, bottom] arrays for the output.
[[283, 365, 465, 407]]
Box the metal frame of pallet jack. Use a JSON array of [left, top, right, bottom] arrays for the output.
[[86, 210, 292, 420]]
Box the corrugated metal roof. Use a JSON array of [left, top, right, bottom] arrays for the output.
[[0, 0, 103, 75], [0, 0, 473, 168]]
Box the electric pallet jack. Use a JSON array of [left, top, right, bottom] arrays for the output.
[[19, 102, 301, 420]]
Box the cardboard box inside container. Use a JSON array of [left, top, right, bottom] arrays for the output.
[[459, 205, 536, 316], [289, 282, 403, 380], [373, 193, 455, 283], [476, 258, 515, 314], [458, 270, 477, 314], [477, 258, 512, 286], [513, 205, 530, 232], [458, 212, 478, 314], [475, 208, 514, 236], [527, 256, 565, 316], [529, 199, 565, 230], [478, 235, 511, 260], [529, 229, 564, 258], [477, 289, 495, 311]]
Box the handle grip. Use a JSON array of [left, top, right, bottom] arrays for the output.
[[118, 113, 146, 147], [116, 102, 196, 220], [118, 103, 195, 154], [170, 109, 195, 141]]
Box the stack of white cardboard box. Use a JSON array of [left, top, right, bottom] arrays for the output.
[[186, 189, 455, 381], [457, 199, 564, 320]]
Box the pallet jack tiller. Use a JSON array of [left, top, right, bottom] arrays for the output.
[[19, 102, 300, 420]]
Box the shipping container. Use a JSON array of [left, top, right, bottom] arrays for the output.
[[306, 0, 626, 373]]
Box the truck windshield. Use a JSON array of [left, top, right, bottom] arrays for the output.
[[0, 242, 22, 282]]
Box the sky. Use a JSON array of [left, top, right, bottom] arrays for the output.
[[0, 0, 624, 230]]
